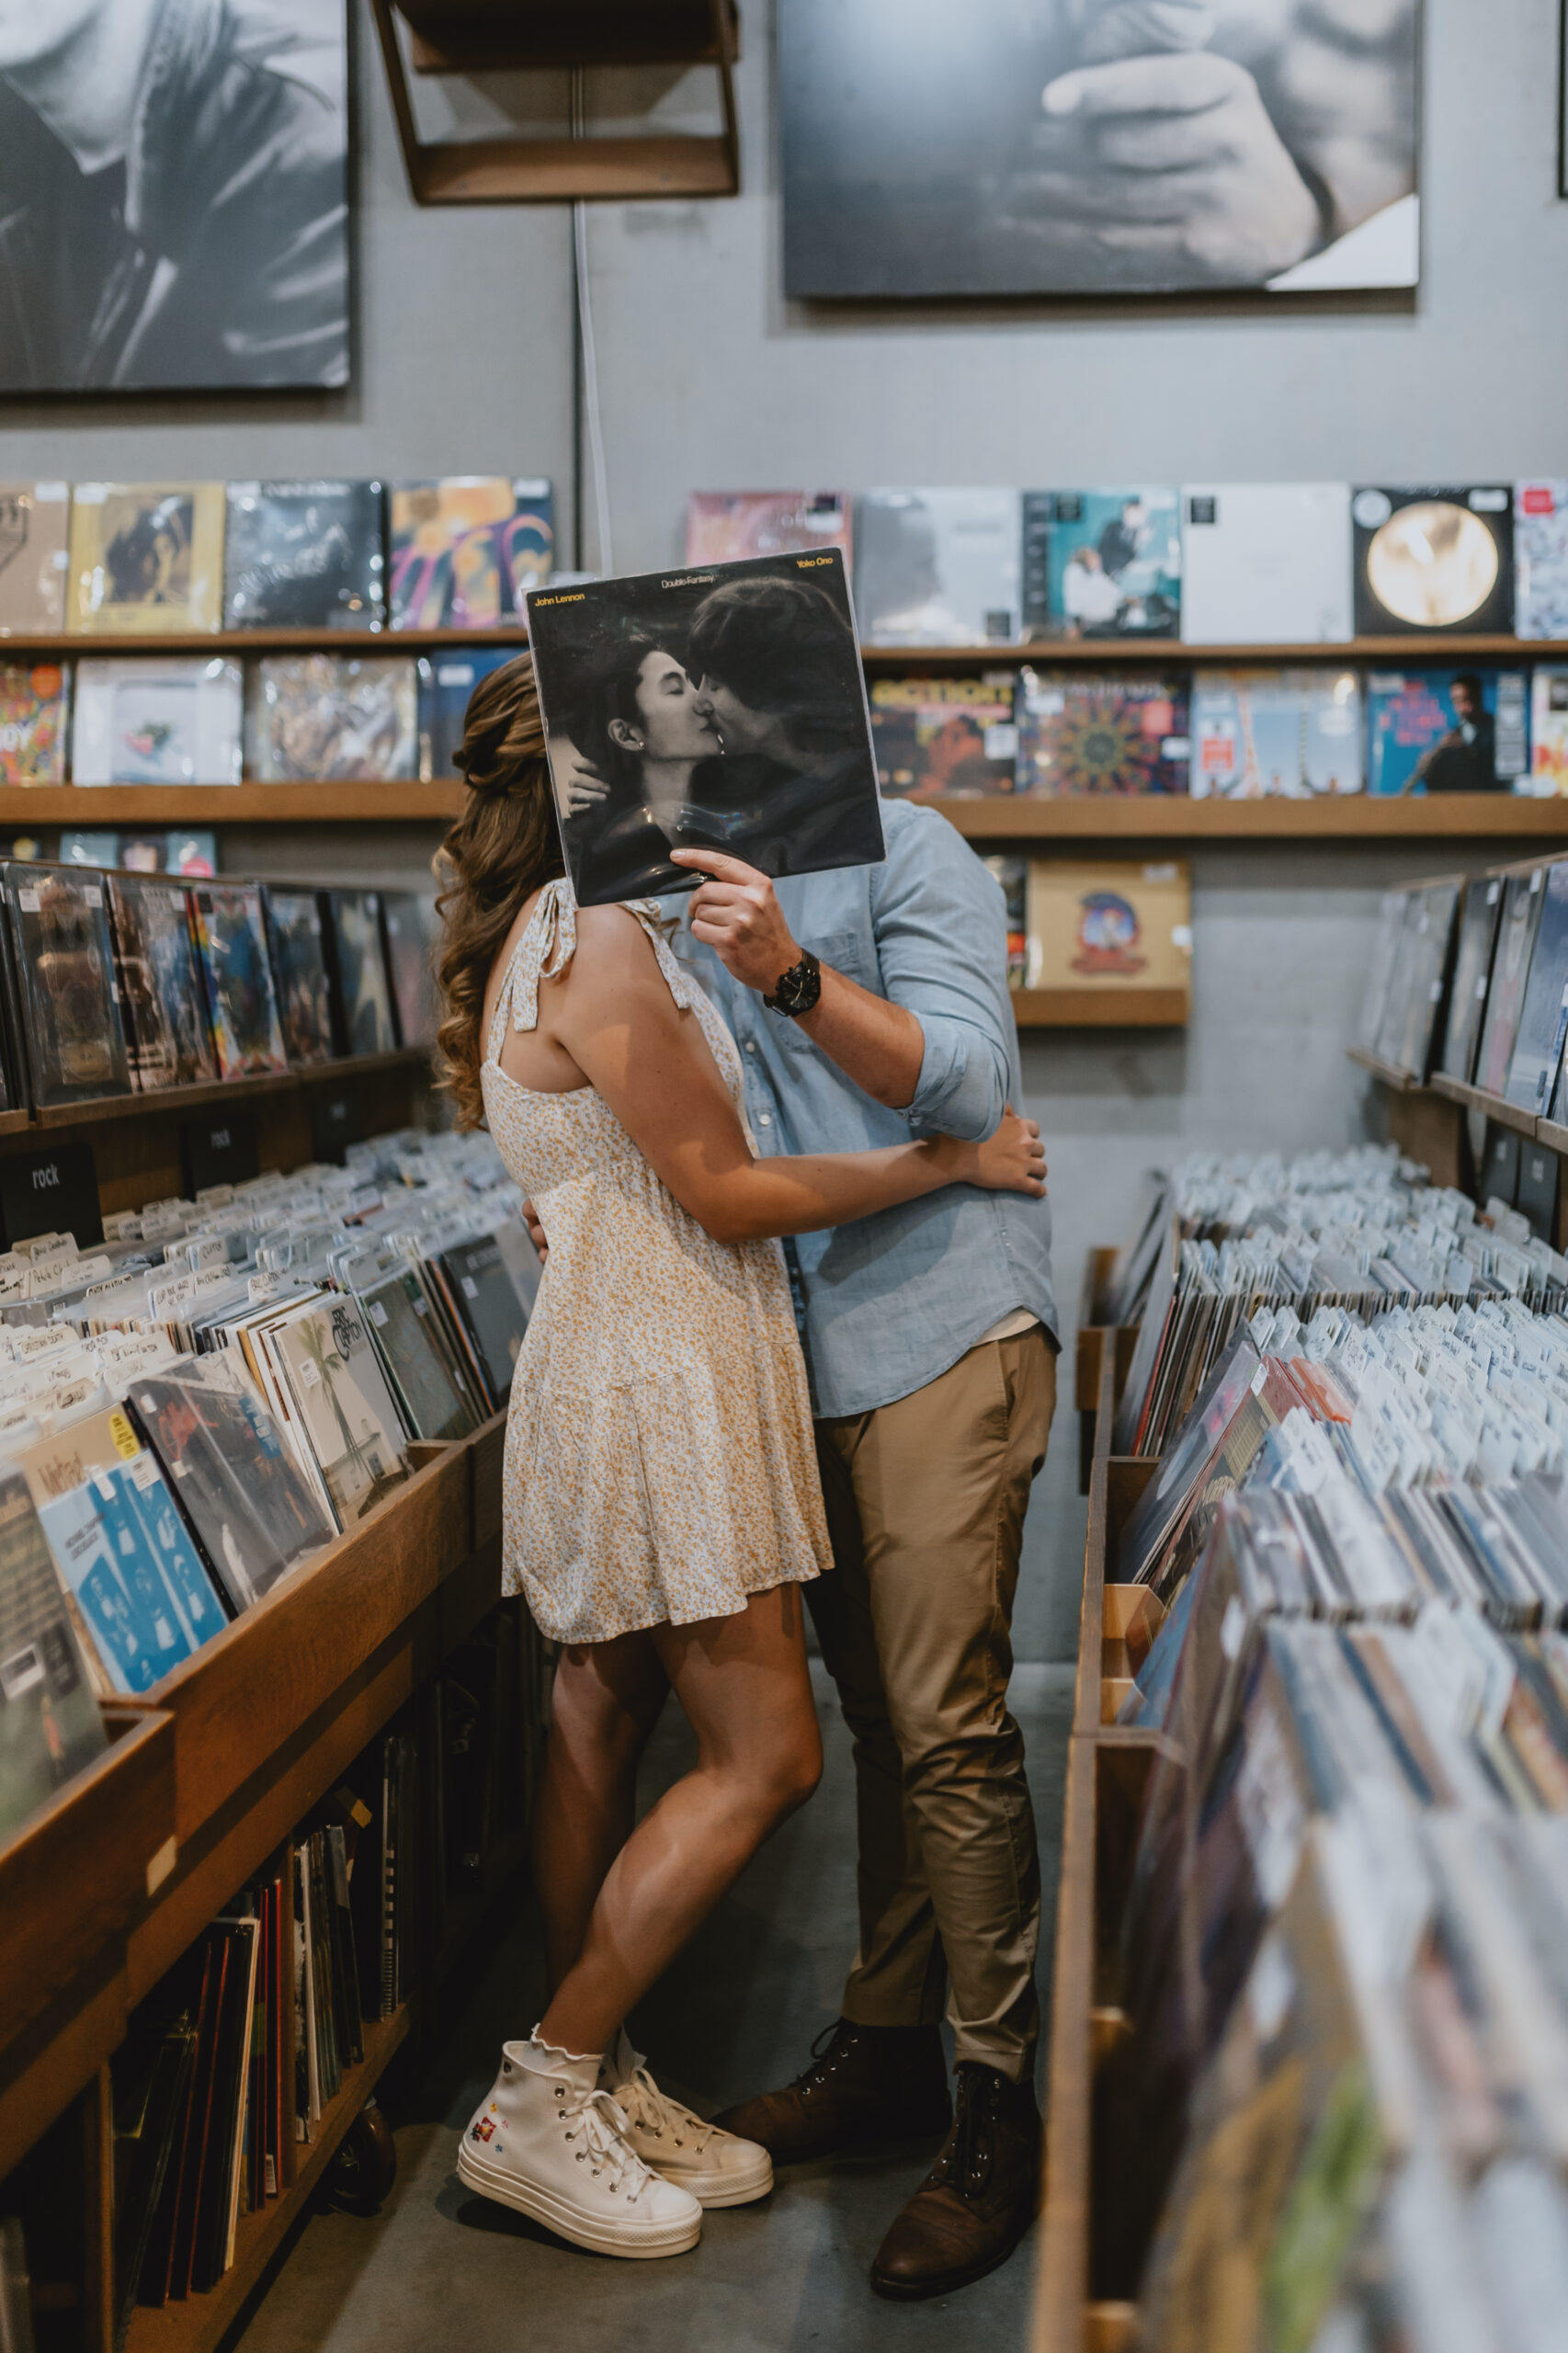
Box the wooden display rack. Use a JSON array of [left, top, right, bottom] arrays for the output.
[[0, 1048, 535, 2353]]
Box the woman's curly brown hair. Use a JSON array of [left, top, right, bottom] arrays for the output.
[[433, 653, 566, 1129]]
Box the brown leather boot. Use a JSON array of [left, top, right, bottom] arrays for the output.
[[869, 2060, 1040, 2301], [710, 2019, 951, 2165]]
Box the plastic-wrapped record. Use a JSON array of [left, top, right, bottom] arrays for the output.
[[1352, 485, 1515, 635]]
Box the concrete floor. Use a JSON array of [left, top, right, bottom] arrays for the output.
[[235, 1655, 1074, 2353]]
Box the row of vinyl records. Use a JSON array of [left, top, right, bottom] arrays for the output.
[[0, 863, 439, 1115], [1082, 1146, 1568, 2347], [12, 654, 1568, 804], [0, 1123, 542, 1841], [1360, 848, 1568, 1118], [7, 477, 1568, 650]]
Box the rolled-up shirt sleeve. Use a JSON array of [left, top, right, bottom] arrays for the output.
[[869, 812, 1013, 1142]]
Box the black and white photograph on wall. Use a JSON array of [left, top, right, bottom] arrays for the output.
[[526, 552, 886, 908], [779, 0, 1420, 299], [0, 0, 349, 393]]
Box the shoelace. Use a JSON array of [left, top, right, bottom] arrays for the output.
[[561, 2086, 656, 2202], [614, 2065, 717, 2154], [791, 2019, 853, 2090], [926, 2066, 997, 2200]]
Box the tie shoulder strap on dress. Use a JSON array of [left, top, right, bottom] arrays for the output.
[[622, 899, 699, 1014], [488, 878, 577, 1057]]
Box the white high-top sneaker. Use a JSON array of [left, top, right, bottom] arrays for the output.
[[458, 2034, 702, 2257], [603, 2027, 774, 2209]]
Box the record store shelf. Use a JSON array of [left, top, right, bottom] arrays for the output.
[[23, 1048, 432, 1133], [0, 785, 462, 825], [1011, 987, 1188, 1029]]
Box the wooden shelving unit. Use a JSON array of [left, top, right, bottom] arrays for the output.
[[0, 784, 462, 825], [1011, 986, 1188, 1029], [941, 794, 1568, 842], [27, 1050, 431, 1133]]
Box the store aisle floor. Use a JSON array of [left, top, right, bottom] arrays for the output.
[[236, 1661, 1074, 2353]]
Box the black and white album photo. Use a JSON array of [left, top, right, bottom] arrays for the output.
[[0, 0, 349, 392], [526, 551, 887, 908], [780, 0, 1420, 299]]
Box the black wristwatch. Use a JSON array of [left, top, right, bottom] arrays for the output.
[[764, 949, 822, 1019]]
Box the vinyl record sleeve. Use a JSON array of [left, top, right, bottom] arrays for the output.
[[263, 890, 335, 1066], [1351, 485, 1515, 636], [1528, 668, 1568, 797], [127, 1376, 333, 1608], [190, 884, 289, 1078], [983, 855, 1028, 988], [0, 481, 69, 632], [35, 1482, 191, 1695], [269, 1298, 409, 1529], [67, 483, 224, 635], [5, 862, 131, 1104], [108, 875, 220, 1089], [1514, 482, 1568, 641], [1023, 486, 1181, 641], [1179, 483, 1352, 644], [0, 659, 68, 783], [324, 892, 394, 1056], [685, 491, 853, 567], [380, 894, 439, 1050], [252, 655, 416, 784], [223, 481, 385, 631], [438, 1233, 529, 1406], [1474, 869, 1548, 1097], [1504, 861, 1568, 1112], [1365, 669, 1529, 796], [415, 647, 514, 780], [527, 549, 885, 907], [0, 1468, 106, 1836], [72, 657, 243, 787], [359, 1269, 475, 1443], [1025, 859, 1192, 993], [1438, 876, 1505, 1084], [855, 489, 1022, 645], [869, 674, 1018, 798], [1016, 671, 1190, 796], [1190, 670, 1362, 799], [388, 477, 552, 630], [1381, 879, 1460, 1082]]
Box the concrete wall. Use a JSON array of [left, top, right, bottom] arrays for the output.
[[3, 0, 1564, 1654]]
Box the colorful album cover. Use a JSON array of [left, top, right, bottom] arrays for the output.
[[324, 892, 394, 1057], [1351, 485, 1515, 635], [264, 889, 335, 1066], [0, 1470, 106, 1834], [1190, 671, 1362, 798], [983, 855, 1028, 988], [1024, 860, 1192, 992], [1179, 483, 1352, 644], [869, 674, 1018, 798], [1365, 669, 1528, 795], [190, 883, 289, 1078], [855, 490, 1021, 645], [686, 492, 852, 568], [0, 660, 68, 783], [66, 483, 224, 635], [4, 862, 131, 1104], [1015, 671, 1190, 796], [526, 550, 885, 907], [252, 654, 416, 783], [1515, 481, 1568, 641], [0, 483, 69, 634], [388, 478, 553, 631], [128, 1376, 332, 1609], [1529, 668, 1568, 796], [380, 893, 439, 1051], [271, 1299, 409, 1529], [1474, 870, 1548, 1097], [415, 646, 515, 779], [223, 480, 385, 631], [72, 656, 243, 786], [360, 1268, 475, 1444], [107, 875, 220, 1090], [1022, 487, 1180, 640], [65, 831, 218, 877]]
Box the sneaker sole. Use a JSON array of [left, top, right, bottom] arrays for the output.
[[656, 2150, 774, 2209], [456, 2143, 701, 2258]]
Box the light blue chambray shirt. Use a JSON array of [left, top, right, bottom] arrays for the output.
[[666, 799, 1059, 1420]]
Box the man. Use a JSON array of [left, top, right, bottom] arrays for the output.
[[667, 813, 1059, 2301], [0, 0, 347, 392], [1407, 675, 1500, 795]]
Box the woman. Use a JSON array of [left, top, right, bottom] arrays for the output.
[[435, 654, 1046, 2262]]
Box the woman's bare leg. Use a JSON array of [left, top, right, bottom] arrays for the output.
[[532, 1631, 671, 1994], [537, 1581, 823, 2056]]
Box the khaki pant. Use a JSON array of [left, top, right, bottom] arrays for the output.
[[807, 1328, 1056, 2083]]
